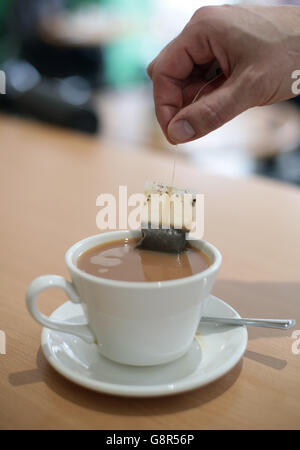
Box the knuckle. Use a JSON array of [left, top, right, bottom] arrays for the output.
[[194, 4, 229, 19], [194, 6, 215, 18], [189, 6, 215, 26], [149, 60, 162, 82], [147, 63, 154, 79], [190, 5, 229, 34]]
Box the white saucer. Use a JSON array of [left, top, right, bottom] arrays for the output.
[[41, 296, 248, 397]]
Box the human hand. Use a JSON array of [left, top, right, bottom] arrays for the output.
[[147, 5, 300, 144]]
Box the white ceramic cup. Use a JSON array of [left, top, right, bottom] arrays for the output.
[[26, 230, 222, 366]]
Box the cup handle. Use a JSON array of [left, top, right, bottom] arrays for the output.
[[26, 275, 95, 343]]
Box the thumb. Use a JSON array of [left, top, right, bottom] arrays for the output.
[[167, 80, 249, 143]]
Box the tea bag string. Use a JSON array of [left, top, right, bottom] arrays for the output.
[[191, 72, 223, 104], [171, 72, 223, 186]]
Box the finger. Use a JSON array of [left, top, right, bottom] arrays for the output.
[[167, 78, 250, 143], [153, 72, 184, 141], [151, 47, 193, 139], [150, 27, 215, 140]]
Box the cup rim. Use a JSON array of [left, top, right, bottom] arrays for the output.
[[65, 230, 222, 289]]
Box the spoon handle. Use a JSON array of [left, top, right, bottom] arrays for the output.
[[200, 316, 296, 330]]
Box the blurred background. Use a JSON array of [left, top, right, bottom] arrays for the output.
[[0, 0, 300, 184]]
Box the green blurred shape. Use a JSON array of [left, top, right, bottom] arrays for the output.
[[66, 0, 153, 86], [102, 0, 152, 87], [65, 0, 103, 9], [0, 0, 154, 84], [0, 0, 12, 63]]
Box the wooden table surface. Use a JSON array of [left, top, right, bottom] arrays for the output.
[[0, 115, 300, 430]]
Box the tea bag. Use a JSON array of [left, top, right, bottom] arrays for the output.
[[136, 64, 221, 253], [136, 182, 196, 253]]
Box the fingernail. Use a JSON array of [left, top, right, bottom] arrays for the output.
[[168, 120, 196, 143]]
